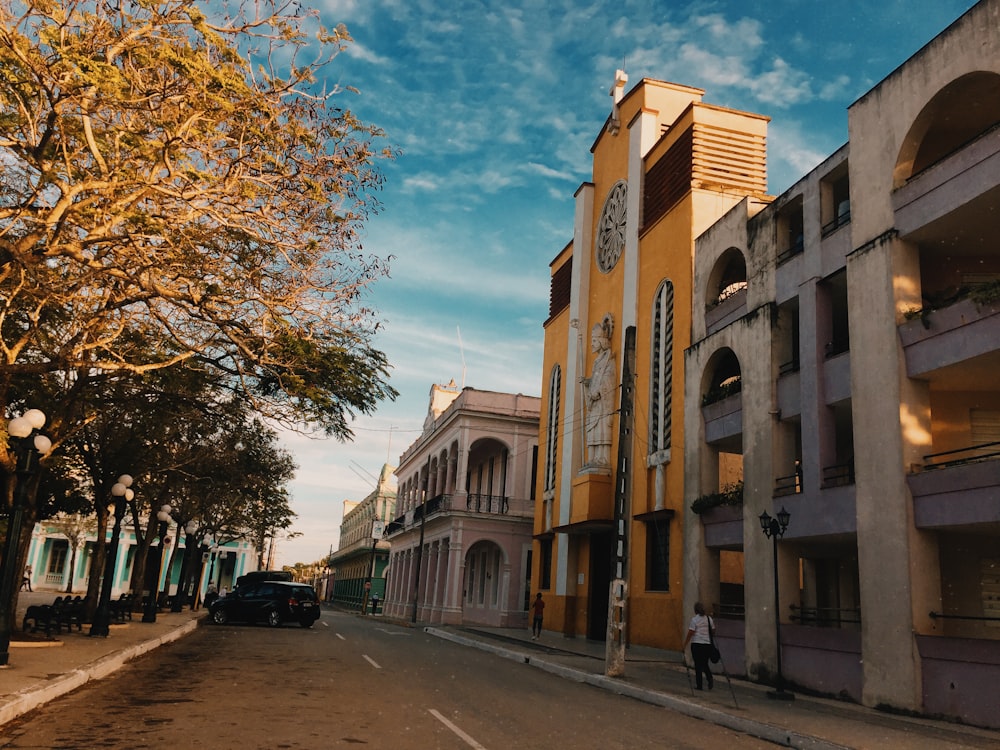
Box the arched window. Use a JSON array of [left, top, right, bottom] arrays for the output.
[[544, 364, 561, 492], [650, 281, 674, 454]]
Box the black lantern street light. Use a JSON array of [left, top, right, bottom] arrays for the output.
[[143, 504, 173, 623], [90, 475, 134, 637], [759, 506, 794, 701], [0, 410, 50, 666], [204, 538, 220, 592]]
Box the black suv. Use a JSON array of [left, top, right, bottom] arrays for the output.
[[209, 581, 320, 628]]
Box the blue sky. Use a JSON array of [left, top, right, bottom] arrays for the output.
[[275, 0, 979, 566]]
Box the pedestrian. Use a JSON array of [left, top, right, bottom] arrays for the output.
[[531, 592, 545, 640], [21, 565, 32, 592], [371, 592, 379, 614], [204, 584, 219, 608], [682, 601, 715, 690]]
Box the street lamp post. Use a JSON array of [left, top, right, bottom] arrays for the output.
[[759, 506, 794, 700], [142, 504, 173, 623], [0, 410, 50, 666], [171, 521, 198, 613], [90, 475, 134, 637], [362, 520, 384, 616]]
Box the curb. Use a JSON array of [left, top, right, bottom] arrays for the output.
[[425, 627, 851, 750], [0, 617, 202, 728]]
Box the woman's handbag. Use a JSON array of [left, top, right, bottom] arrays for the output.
[[709, 620, 721, 664]]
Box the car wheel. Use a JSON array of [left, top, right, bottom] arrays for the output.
[[266, 609, 282, 628], [299, 618, 315, 628], [211, 608, 228, 625]]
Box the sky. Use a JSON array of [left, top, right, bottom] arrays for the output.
[[272, 0, 980, 566]]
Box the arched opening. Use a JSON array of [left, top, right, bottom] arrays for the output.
[[463, 540, 505, 624], [702, 348, 742, 407], [706, 248, 748, 310], [894, 71, 1000, 187], [466, 437, 510, 513]]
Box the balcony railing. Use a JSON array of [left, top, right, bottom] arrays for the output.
[[921, 441, 1000, 471], [823, 338, 850, 359], [717, 602, 745, 620], [821, 204, 851, 237], [383, 491, 529, 535], [774, 471, 801, 497], [791, 604, 862, 627], [821, 462, 855, 488], [776, 236, 804, 265], [464, 493, 509, 514], [929, 611, 1000, 623], [778, 358, 800, 376]]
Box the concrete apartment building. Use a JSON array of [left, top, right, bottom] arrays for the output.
[[684, 0, 1000, 727], [536, 73, 768, 648], [329, 463, 396, 610], [381, 382, 540, 627]]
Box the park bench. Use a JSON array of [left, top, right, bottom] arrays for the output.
[[110, 593, 133, 622], [22, 599, 59, 636], [59, 595, 88, 632]]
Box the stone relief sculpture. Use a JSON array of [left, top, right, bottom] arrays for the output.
[[581, 313, 616, 469]]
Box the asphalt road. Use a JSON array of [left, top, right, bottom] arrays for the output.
[[0, 609, 774, 749]]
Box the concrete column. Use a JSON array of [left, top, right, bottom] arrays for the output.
[[847, 234, 930, 712]]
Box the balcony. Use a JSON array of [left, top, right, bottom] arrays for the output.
[[702, 391, 742, 447], [898, 294, 1000, 378], [770, 490, 856, 538], [705, 286, 747, 335], [776, 236, 804, 266], [822, 348, 851, 405], [892, 124, 1000, 238], [821, 462, 855, 488], [909, 444, 1000, 528], [385, 493, 533, 536], [776, 366, 801, 419]]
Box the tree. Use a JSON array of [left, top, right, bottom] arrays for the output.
[[0, 0, 396, 435], [0, 0, 397, 616]]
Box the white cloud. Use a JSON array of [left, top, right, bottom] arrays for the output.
[[749, 58, 813, 108], [345, 41, 391, 65]]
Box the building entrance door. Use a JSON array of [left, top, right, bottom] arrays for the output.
[[587, 532, 611, 640]]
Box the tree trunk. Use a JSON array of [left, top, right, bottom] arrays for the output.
[[84, 508, 110, 621], [128, 512, 156, 614], [66, 544, 78, 593]]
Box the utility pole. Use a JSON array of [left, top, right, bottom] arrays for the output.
[[606, 326, 635, 677]]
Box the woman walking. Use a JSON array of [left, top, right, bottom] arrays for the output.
[[682, 602, 715, 690]]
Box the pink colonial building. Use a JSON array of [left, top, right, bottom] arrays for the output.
[[381, 382, 540, 627]]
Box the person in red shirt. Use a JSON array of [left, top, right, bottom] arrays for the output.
[[531, 593, 545, 640]]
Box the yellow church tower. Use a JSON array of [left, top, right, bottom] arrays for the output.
[[534, 71, 768, 649]]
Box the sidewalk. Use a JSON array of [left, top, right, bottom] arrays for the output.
[[424, 623, 1000, 750], [0, 591, 202, 727]]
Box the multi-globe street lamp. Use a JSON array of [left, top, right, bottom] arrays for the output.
[[142, 504, 173, 623], [0, 410, 51, 666], [90, 475, 134, 637], [759, 506, 794, 700]]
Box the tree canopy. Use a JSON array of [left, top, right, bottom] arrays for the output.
[[0, 0, 398, 450]]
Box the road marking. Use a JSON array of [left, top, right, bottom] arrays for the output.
[[322, 621, 329, 628], [363, 654, 382, 669], [376, 628, 410, 636], [428, 709, 486, 750], [336, 633, 345, 640]]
